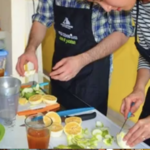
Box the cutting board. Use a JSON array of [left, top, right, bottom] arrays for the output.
[[17, 103, 60, 116], [17, 82, 60, 116], [50, 110, 150, 149]]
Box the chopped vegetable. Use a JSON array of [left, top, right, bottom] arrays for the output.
[[92, 128, 102, 136], [94, 133, 102, 142], [54, 121, 115, 149], [22, 88, 33, 96], [96, 121, 104, 128], [82, 128, 90, 136], [20, 84, 42, 100], [103, 138, 113, 146], [103, 133, 114, 146], [54, 144, 84, 149], [102, 130, 109, 138], [117, 131, 132, 148]]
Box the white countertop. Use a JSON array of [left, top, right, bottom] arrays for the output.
[[0, 109, 149, 149]]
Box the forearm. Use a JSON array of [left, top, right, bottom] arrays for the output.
[[25, 21, 47, 52], [134, 68, 150, 91], [79, 32, 128, 66]]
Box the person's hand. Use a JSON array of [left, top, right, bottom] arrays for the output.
[[123, 116, 150, 147], [16, 50, 38, 76], [50, 55, 85, 81], [120, 89, 145, 119]]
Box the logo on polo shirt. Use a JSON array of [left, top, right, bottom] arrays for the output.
[[61, 17, 73, 30]]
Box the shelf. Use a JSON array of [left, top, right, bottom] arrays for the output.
[[0, 31, 6, 39]]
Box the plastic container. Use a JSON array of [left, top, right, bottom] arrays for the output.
[[0, 50, 8, 77], [0, 76, 21, 127]]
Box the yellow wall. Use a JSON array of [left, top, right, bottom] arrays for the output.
[[42, 26, 150, 123], [108, 38, 150, 122]]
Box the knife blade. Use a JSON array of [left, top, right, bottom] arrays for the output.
[[119, 102, 135, 133], [20, 112, 96, 127]]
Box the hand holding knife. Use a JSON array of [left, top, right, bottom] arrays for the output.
[[119, 102, 135, 133]]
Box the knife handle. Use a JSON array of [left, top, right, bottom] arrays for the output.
[[127, 102, 135, 118], [57, 107, 95, 116], [74, 112, 96, 121]]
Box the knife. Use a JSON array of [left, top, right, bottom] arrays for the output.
[[57, 107, 95, 117], [20, 112, 96, 127], [21, 82, 49, 89], [119, 102, 135, 133]]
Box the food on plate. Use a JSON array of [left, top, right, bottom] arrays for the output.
[[43, 115, 52, 126], [65, 117, 82, 125], [45, 111, 61, 124], [42, 95, 57, 104], [20, 84, 41, 100], [64, 122, 82, 136], [24, 69, 36, 77], [19, 98, 28, 105], [29, 95, 43, 105], [51, 123, 64, 137], [117, 131, 132, 148]]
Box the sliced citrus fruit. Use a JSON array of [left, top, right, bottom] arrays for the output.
[[64, 122, 82, 136], [65, 117, 82, 125], [43, 116, 52, 126], [51, 123, 63, 137], [29, 95, 43, 105], [45, 111, 61, 124], [42, 95, 57, 105], [19, 98, 28, 105]]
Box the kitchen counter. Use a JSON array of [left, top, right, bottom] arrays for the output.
[[0, 74, 149, 148], [0, 109, 149, 148]]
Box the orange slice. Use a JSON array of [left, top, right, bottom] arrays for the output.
[[29, 95, 43, 105], [51, 123, 63, 137], [45, 111, 61, 124], [19, 98, 28, 105], [65, 117, 82, 125], [42, 95, 57, 105], [43, 116, 52, 126], [64, 122, 82, 136]]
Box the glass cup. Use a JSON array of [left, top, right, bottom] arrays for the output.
[[25, 114, 53, 149]]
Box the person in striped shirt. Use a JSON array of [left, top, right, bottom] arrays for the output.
[[91, 0, 150, 147]]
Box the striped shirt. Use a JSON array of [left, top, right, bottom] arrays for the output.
[[32, 0, 133, 74], [132, 2, 150, 69]]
